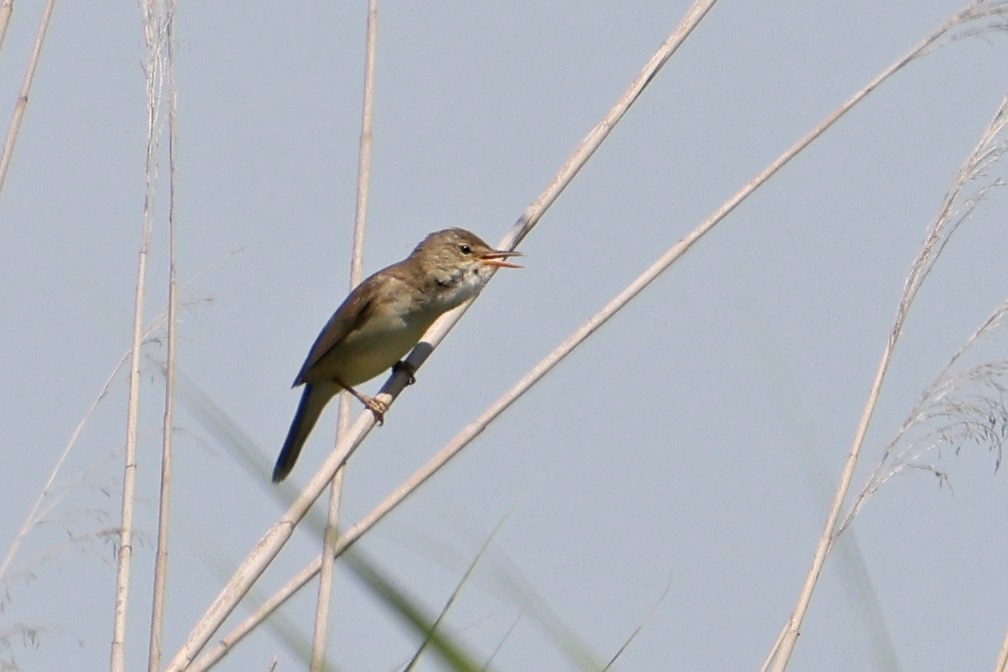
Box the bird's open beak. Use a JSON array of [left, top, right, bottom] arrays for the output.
[[479, 249, 523, 269]]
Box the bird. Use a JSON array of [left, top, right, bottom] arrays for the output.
[[272, 228, 522, 482]]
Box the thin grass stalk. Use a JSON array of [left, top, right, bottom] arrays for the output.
[[0, 355, 127, 585], [484, 558, 605, 669], [482, 612, 522, 670], [602, 574, 671, 671], [112, 3, 165, 670], [403, 516, 502, 671], [164, 6, 715, 668], [311, 2, 379, 667], [761, 7, 1008, 672], [0, 0, 14, 53], [0, 0, 56, 198], [146, 4, 177, 671], [339, 549, 485, 671]]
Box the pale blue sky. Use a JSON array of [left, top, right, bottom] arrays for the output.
[[2, 2, 1008, 670]]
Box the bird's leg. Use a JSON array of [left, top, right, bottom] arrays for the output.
[[333, 376, 387, 425], [392, 360, 417, 385]]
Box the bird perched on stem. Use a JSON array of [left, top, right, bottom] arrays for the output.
[[272, 228, 522, 482]]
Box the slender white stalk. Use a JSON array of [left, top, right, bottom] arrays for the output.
[[112, 3, 166, 670], [995, 627, 1008, 672], [0, 355, 127, 585], [762, 6, 1008, 672], [311, 2, 379, 667], [502, 0, 717, 248], [164, 5, 716, 668], [147, 3, 178, 671], [0, 0, 57, 197], [348, 0, 375, 289], [110, 132, 149, 669], [842, 96, 1008, 531], [0, 0, 15, 52]]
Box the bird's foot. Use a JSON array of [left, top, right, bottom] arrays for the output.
[[334, 376, 390, 425], [393, 360, 417, 385], [363, 396, 388, 425]]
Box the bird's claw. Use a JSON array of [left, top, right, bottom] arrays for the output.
[[364, 397, 387, 425]]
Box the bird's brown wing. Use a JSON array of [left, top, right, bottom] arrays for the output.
[[293, 284, 375, 386]]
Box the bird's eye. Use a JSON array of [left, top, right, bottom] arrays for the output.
[[459, 244, 472, 255]]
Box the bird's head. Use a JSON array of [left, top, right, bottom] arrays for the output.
[[410, 228, 522, 306]]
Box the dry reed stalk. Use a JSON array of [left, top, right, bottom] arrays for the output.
[[311, 1, 379, 667], [146, 3, 179, 670], [0, 0, 14, 52], [996, 628, 1008, 672], [111, 2, 169, 669], [841, 98, 1008, 532], [762, 6, 1008, 672], [0, 0, 56, 197]]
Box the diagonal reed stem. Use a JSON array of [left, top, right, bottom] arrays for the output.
[[0, 0, 56, 199]]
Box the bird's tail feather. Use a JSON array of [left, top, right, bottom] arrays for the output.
[[272, 383, 334, 482]]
